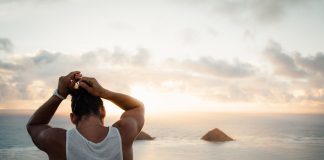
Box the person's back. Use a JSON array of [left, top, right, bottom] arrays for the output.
[[26, 71, 145, 160], [67, 126, 122, 160]]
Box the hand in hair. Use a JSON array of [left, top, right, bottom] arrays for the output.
[[79, 77, 105, 97], [57, 71, 81, 98]]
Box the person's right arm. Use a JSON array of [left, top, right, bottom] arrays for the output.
[[78, 77, 144, 130], [79, 77, 144, 159], [105, 90, 144, 160], [101, 89, 144, 131], [80, 77, 144, 131]]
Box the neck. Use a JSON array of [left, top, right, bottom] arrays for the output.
[[76, 115, 104, 129]]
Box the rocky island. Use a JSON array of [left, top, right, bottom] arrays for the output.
[[136, 131, 155, 140], [201, 128, 234, 142]]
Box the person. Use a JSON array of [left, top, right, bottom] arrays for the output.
[[26, 71, 145, 160]]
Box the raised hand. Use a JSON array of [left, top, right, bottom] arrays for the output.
[[57, 71, 81, 98], [79, 76, 105, 97]]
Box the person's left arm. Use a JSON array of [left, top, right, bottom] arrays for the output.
[[26, 71, 80, 151]]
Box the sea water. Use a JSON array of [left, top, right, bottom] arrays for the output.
[[0, 113, 324, 160]]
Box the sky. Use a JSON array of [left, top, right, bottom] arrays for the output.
[[1, 0, 324, 114]]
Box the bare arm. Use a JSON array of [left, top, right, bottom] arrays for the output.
[[79, 77, 145, 132], [102, 89, 144, 160], [26, 95, 63, 150], [79, 77, 145, 160], [26, 71, 80, 152], [102, 89, 144, 112], [102, 89, 144, 129]]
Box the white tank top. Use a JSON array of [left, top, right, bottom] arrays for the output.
[[66, 126, 123, 160]]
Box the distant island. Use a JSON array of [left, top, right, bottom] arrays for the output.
[[135, 128, 233, 142], [201, 128, 234, 142], [136, 131, 155, 140]]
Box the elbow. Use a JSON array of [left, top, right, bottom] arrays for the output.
[[139, 101, 144, 109], [139, 101, 145, 118], [26, 122, 31, 135], [138, 101, 145, 112], [26, 119, 33, 135]]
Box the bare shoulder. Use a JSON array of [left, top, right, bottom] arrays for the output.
[[39, 128, 66, 159], [41, 127, 66, 142], [113, 117, 139, 160], [113, 117, 139, 141]]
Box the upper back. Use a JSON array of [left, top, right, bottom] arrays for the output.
[[66, 126, 123, 160]]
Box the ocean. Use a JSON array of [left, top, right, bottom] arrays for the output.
[[0, 112, 324, 160]]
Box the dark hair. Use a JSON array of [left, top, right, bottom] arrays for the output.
[[71, 88, 103, 118]]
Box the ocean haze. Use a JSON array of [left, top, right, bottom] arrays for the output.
[[0, 112, 323, 160]]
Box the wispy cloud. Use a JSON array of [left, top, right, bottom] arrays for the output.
[[0, 38, 13, 53], [181, 57, 255, 78], [263, 41, 324, 89], [0, 40, 323, 112], [263, 41, 307, 78], [176, 0, 315, 24], [211, 0, 304, 23]]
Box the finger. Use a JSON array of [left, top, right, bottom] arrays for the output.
[[67, 79, 76, 90], [79, 82, 91, 91], [80, 76, 92, 81], [80, 77, 95, 87], [75, 74, 82, 80], [69, 79, 78, 89], [80, 76, 94, 84], [67, 71, 81, 79]]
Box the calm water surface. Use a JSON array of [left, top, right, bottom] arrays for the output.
[[0, 113, 323, 160]]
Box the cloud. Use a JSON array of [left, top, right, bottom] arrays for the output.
[[0, 48, 248, 103], [0, 60, 20, 70], [263, 41, 307, 78], [1, 43, 324, 112], [222, 0, 303, 22], [81, 47, 151, 66], [182, 57, 255, 78], [31, 50, 61, 65], [295, 52, 324, 76], [131, 48, 151, 66], [263, 41, 324, 89], [0, 38, 13, 53], [178, 0, 310, 23], [0, 48, 154, 102], [261, 40, 324, 107], [0, 82, 17, 101]]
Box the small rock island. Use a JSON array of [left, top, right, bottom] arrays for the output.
[[201, 128, 234, 142], [136, 131, 155, 140]]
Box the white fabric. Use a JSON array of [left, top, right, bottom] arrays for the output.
[[66, 126, 123, 160]]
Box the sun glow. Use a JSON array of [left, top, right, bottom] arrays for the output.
[[129, 85, 205, 113], [128, 85, 272, 114]]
